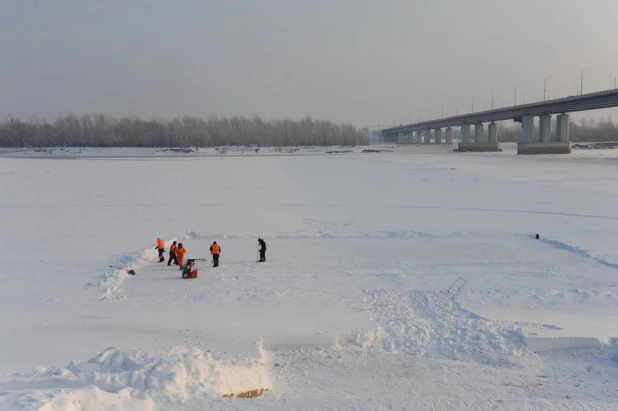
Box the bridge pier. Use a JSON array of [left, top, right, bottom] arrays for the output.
[[445, 127, 453, 144], [556, 114, 569, 142], [517, 113, 571, 154], [474, 123, 484, 143], [460, 124, 470, 144], [434, 128, 442, 144], [423, 129, 431, 145], [488, 122, 497, 143], [398, 132, 405, 144], [458, 121, 500, 152], [539, 114, 551, 142], [520, 115, 534, 142]]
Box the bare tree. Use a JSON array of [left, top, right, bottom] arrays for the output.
[[0, 113, 368, 148]]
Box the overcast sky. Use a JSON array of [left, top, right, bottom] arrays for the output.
[[1, 0, 618, 127]]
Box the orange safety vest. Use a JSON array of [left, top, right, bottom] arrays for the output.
[[170, 244, 177, 254], [210, 244, 220, 255], [176, 247, 186, 263], [156, 238, 165, 249]]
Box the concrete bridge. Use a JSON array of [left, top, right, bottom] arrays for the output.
[[380, 89, 618, 154]]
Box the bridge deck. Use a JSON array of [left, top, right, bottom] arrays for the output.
[[383, 89, 618, 136]]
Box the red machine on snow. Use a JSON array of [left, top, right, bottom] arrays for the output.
[[181, 259, 198, 279]]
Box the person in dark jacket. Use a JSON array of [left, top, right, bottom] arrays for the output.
[[210, 241, 221, 267], [167, 241, 179, 266], [258, 238, 266, 262]]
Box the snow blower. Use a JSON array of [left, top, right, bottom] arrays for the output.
[[109, 265, 136, 275], [181, 259, 199, 279]]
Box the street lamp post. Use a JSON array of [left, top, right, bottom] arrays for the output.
[[491, 89, 498, 110], [572, 82, 579, 96], [610, 75, 617, 90], [581, 67, 590, 95], [471, 95, 476, 113], [514, 84, 521, 106], [543, 76, 552, 101]]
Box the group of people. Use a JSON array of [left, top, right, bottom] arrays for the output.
[[155, 237, 267, 268], [154, 237, 227, 268], [156, 237, 188, 266]]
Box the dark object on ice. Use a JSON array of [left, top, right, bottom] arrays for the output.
[[154, 148, 193, 153], [362, 149, 394, 153], [535, 234, 540, 239], [258, 238, 266, 262], [109, 265, 136, 275]]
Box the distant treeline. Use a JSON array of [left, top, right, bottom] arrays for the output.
[[495, 116, 618, 142], [0, 114, 368, 148]]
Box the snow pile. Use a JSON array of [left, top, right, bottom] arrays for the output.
[[95, 244, 165, 300], [344, 291, 526, 360], [2, 346, 271, 410]]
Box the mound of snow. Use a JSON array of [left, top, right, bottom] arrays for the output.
[[1, 346, 271, 410], [95, 248, 156, 300], [344, 291, 526, 360], [95, 237, 181, 299]]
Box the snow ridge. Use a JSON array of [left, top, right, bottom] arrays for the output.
[[183, 220, 512, 242], [538, 236, 618, 269], [2, 346, 271, 409], [96, 244, 166, 300], [345, 291, 527, 360]]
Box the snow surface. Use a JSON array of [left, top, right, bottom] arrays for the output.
[[1, 145, 617, 410]]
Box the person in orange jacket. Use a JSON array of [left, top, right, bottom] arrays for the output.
[[167, 240, 179, 266], [155, 237, 165, 262], [175, 243, 187, 268], [210, 241, 221, 267]]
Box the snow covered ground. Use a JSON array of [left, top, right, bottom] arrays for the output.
[[0, 145, 617, 410]]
